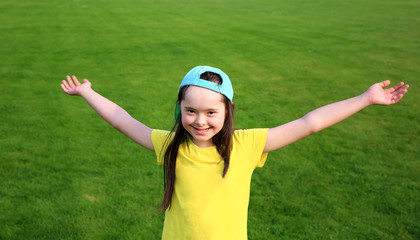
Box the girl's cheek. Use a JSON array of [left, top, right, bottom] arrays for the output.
[[181, 115, 193, 125]]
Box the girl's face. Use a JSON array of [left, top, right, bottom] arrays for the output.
[[180, 86, 226, 148]]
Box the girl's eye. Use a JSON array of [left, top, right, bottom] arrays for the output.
[[208, 111, 216, 115]]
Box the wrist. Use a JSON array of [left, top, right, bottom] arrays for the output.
[[359, 91, 373, 107], [79, 86, 94, 98]]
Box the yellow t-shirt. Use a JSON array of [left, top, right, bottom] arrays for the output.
[[152, 128, 268, 240]]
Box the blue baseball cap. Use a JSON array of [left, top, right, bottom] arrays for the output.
[[179, 66, 234, 101], [175, 66, 233, 119]]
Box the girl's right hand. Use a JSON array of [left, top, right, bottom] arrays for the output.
[[60, 75, 92, 96]]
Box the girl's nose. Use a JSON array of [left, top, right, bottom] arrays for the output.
[[194, 114, 205, 126]]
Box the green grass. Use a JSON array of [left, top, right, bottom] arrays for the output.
[[1, 0, 419, 239]]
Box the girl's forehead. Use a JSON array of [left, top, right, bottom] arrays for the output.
[[182, 86, 225, 107]]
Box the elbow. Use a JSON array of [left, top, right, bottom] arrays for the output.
[[301, 115, 321, 135]]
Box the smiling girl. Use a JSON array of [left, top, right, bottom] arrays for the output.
[[60, 66, 409, 239]]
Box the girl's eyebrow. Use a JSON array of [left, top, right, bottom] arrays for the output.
[[184, 106, 220, 111]]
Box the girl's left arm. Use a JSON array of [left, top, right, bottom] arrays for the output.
[[263, 80, 409, 153]]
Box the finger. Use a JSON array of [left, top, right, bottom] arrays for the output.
[[62, 79, 70, 90], [83, 79, 89, 83], [391, 93, 405, 104], [388, 82, 405, 92], [67, 75, 75, 88], [395, 84, 409, 96], [60, 83, 68, 92], [390, 85, 409, 104], [379, 80, 391, 88], [72, 75, 81, 86]]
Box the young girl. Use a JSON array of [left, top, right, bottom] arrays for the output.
[[60, 66, 409, 239]]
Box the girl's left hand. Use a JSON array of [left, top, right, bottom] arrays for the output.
[[61, 75, 92, 96], [365, 80, 409, 105]]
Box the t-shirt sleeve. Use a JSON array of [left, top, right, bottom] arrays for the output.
[[234, 128, 269, 168], [151, 129, 171, 165]]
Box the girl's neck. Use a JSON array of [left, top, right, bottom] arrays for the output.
[[191, 138, 215, 148]]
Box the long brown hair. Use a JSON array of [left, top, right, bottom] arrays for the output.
[[158, 71, 235, 214]]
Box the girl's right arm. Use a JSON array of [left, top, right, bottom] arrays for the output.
[[61, 75, 154, 151]]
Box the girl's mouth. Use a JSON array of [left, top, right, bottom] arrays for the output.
[[193, 127, 210, 135]]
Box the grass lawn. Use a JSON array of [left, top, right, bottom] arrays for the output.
[[1, 0, 419, 239]]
